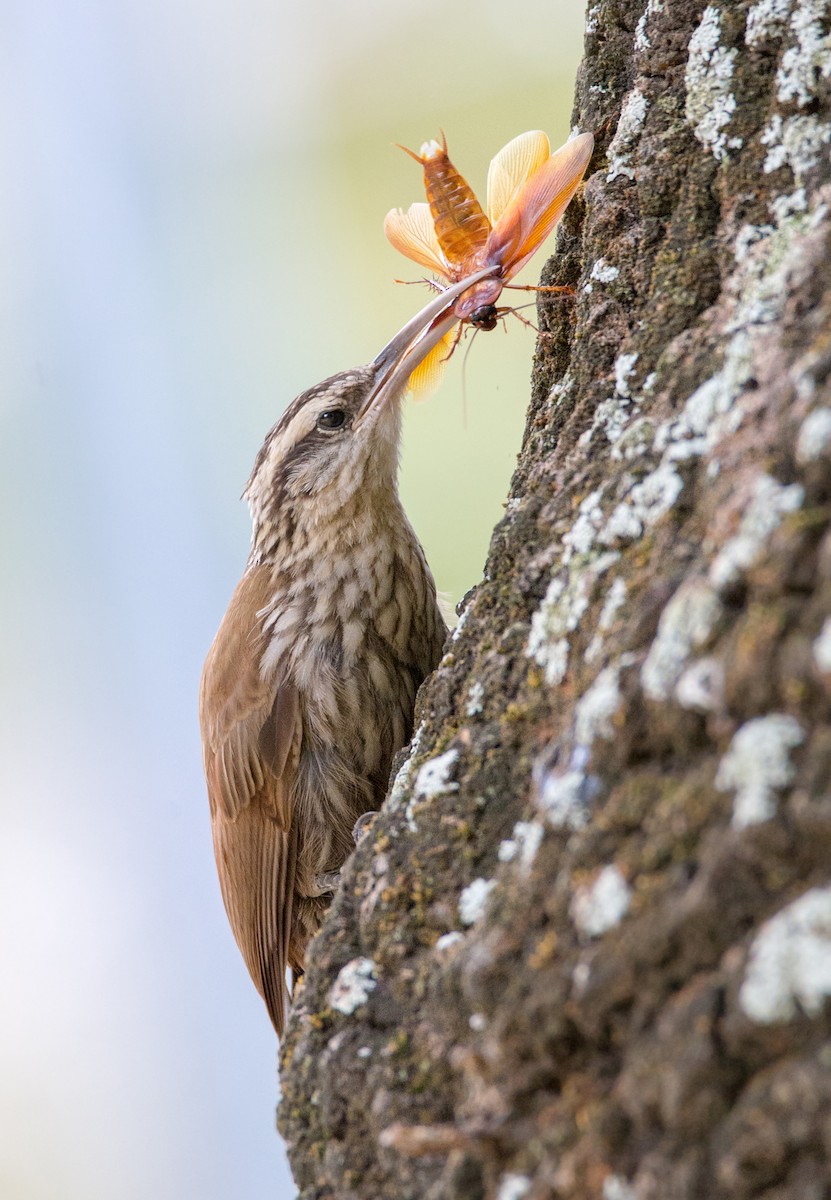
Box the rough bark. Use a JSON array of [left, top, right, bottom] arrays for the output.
[[279, 3, 831, 1197]]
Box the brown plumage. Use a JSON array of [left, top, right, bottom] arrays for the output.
[[199, 270, 496, 1035]]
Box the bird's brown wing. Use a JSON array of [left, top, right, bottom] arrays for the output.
[[199, 563, 301, 1035]]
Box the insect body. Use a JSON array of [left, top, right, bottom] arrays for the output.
[[401, 134, 493, 271], [385, 129, 594, 390]]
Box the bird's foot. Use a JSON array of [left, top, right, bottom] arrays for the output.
[[314, 870, 341, 894], [352, 811, 379, 844]]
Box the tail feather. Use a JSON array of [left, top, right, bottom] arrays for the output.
[[212, 804, 297, 1038]]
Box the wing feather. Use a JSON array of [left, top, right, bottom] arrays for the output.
[[199, 563, 303, 1035], [211, 802, 297, 1034]]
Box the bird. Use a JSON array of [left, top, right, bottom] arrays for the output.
[[199, 267, 497, 1035]]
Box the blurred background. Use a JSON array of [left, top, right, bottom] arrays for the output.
[[0, 2, 585, 1196]]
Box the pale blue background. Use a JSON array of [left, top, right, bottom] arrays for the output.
[[0, 2, 584, 1196]]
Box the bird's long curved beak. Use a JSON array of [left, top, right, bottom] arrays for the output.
[[356, 266, 499, 422]]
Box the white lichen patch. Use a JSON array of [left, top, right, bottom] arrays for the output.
[[530, 633, 569, 686], [775, 0, 831, 107], [466, 679, 485, 717], [611, 416, 655, 464], [797, 406, 831, 463], [387, 721, 426, 830], [813, 617, 831, 672], [734, 222, 774, 263], [452, 604, 471, 640], [527, 577, 576, 684], [498, 820, 544, 872], [709, 474, 804, 592], [548, 371, 576, 410], [670, 193, 828, 461], [656, 331, 753, 457], [698, 339, 753, 445], [591, 257, 620, 283], [526, 552, 619, 684], [599, 500, 641, 544], [769, 186, 808, 223], [459, 877, 496, 926], [579, 390, 643, 456], [585, 3, 601, 35], [642, 578, 723, 701], [562, 489, 607, 562], [762, 113, 831, 179], [675, 655, 725, 712], [716, 713, 805, 827], [641, 127, 828, 488], [414, 749, 460, 801], [685, 6, 742, 161], [586, 577, 628, 663], [739, 886, 831, 1023], [496, 1174, 532, 1200], [572, 958, 592, 995], [635, 0, 663, 51], [615, 351, 639, 398], [600, 461, 684, 545], [607, 88, 649, 181], [435, 930, 464, 952], [329, 957, 377, 1015], [746, 0, 793, 47], [655, 192, 825, 475], [536, 768, 595, 831], [604, 1177, 638, 1200], [739, 199, 829, 326], [587, 398, 633, 449], [634, 11, 650, 51], [575, 662, 624, 745], [571, 865, 632, 938], [399, 744, 459, 832]]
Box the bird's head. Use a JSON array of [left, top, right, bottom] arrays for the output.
[[245, 268, 496, 550]]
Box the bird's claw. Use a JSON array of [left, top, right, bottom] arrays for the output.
[[314, 870, 341, 894], [352, 811, 379, 844]]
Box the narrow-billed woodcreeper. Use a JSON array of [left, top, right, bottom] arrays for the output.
[[199, 268, 495, 1034]]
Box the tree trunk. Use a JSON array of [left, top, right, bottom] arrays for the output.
[[278, 2, 831, 1197]]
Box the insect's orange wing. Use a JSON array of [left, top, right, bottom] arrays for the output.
[[486, 131, 594, 280], [384, 202, 450, 277]]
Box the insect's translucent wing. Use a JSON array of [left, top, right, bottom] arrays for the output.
[[384, 203, 449, 276], [486, 130, 550, 226], [407, 326, 456, 401], [487, 132, 594, 280]]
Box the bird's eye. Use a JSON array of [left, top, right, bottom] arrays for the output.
[[316, 409, 347, 431]]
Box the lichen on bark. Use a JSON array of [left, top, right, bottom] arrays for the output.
[[279, 3, 831, 1197]]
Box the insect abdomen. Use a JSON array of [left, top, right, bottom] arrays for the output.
[[419, 139, 491, 269]]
